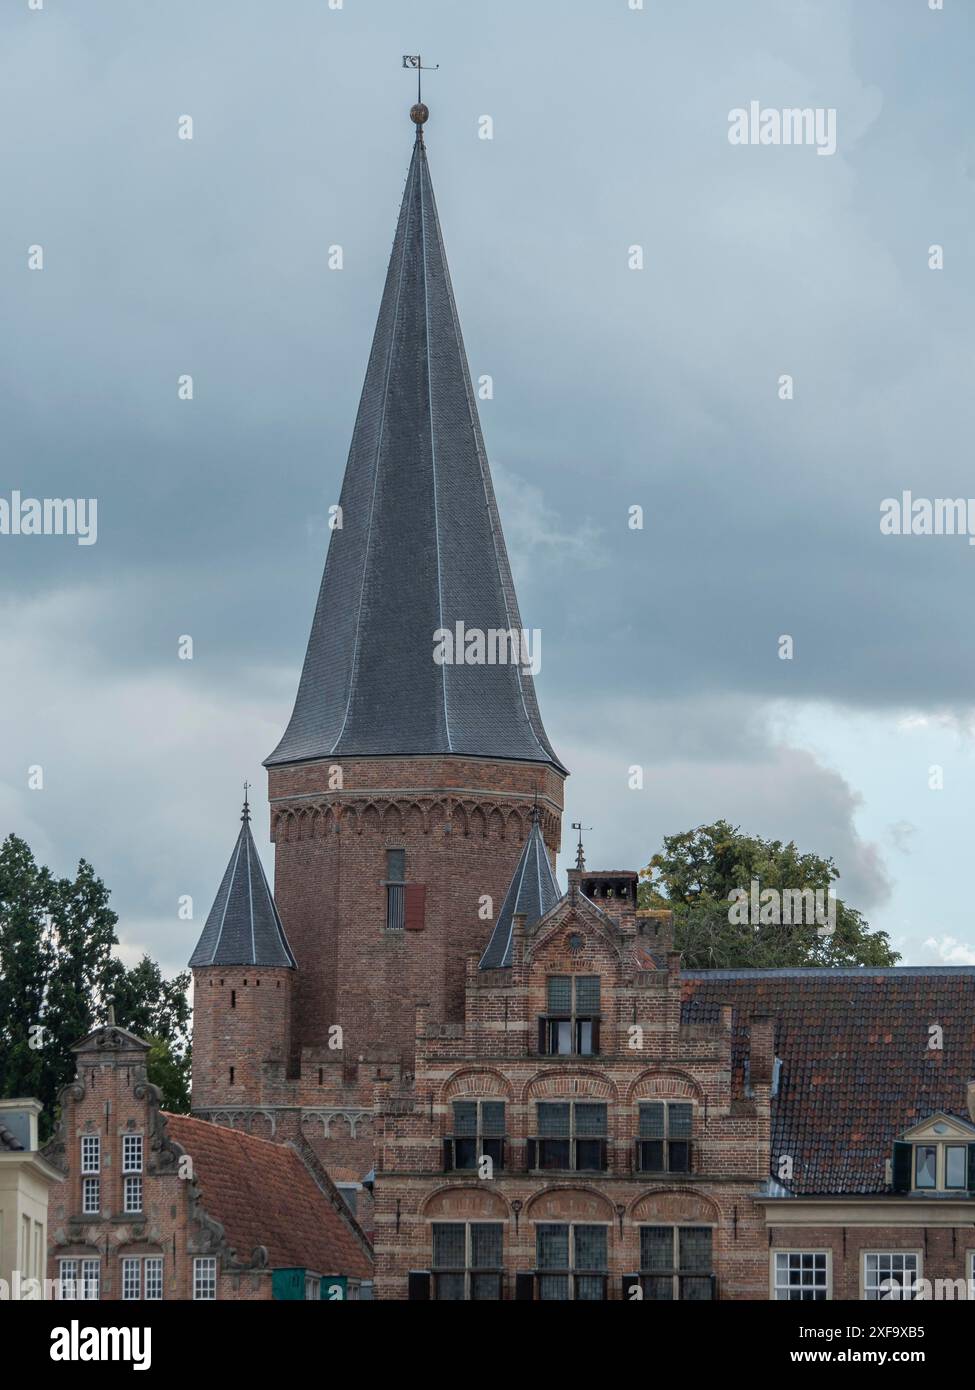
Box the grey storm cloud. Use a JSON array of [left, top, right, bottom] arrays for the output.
[[1, 0, 972, 970]]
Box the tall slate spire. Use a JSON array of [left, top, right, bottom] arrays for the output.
[[189, 797, 296, 969], [479, 814, 562, 969], [266, 111, 564, 773]]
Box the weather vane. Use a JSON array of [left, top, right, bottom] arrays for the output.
[[402, 53, 438, 121], [571, 821, 591, 871]]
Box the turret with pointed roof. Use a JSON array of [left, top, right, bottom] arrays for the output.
[[266, 109, 563, 774], [479, 812, 563, 970], [189, 794, 295, 970]]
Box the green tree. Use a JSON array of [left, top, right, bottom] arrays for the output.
[[639, 819, 898, 968], [104, 955, 192, 1111], [0, 835, 192, 1130]]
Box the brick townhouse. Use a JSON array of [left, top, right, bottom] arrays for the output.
[[184, 101, 975, 1299], [43, 1022, 372, 1300], [373, 830, 975, 1299]]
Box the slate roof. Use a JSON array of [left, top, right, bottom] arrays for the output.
[[681, 967, 975, 1196], [188, 805, 296, 969], [479, 815, 562, 969], [163, 1113, 372, 1278], [266, 122, 564, 774]]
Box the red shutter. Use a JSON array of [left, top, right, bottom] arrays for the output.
[[404, 883, 426, 930]]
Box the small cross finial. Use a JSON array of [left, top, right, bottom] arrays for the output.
[[571, 821, 591, 871], [242, 781, 251, 823], [530, 786, 540, 825]]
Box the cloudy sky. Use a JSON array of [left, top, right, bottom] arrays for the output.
[[2, 0, 973, 976]]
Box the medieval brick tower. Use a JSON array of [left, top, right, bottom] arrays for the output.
[[190, 105, 566, 1184]]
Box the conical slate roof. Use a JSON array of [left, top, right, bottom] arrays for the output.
[[189, 803, 296, 969], [479, 815, 562, 969], [265, 119, 564, 773]]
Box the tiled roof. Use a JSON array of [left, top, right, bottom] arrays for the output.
[[681, 967, 975, 1196], [188, 806, 296, 969], [479, 816, 562, 968], [265, 123, 563, 774], [163, 1114, 372, 1278]]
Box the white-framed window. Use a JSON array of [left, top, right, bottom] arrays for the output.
[[80, 1135, 100, 1174], [145, 1256, 163, 1301], [121, 1257, 141, 1301], [122, 1134, 144, 1174], [58, 1257, 100, 1301], [773, 1250, 830, 1300], [863, 1251, 920, 1300], [120, 1255, 163, 1300], [123, 1175, 143, 1214], [193, 1256, 217, 1300], [82, 1177, 100, 1214], [304, 1274, 319, 1301]]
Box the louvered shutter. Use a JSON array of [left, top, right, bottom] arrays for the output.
[[404, 883, 426, 930]]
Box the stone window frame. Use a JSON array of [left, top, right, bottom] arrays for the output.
[[535, 1221, 609, 1301], [530, 1099, 608, 1173], [429, 1219, 504, 1301], [635, 1223, 715, 1301], [446, 1098, 506, 1173], [540, 975, 601, 1057], [635, 1100, 694, 1175]]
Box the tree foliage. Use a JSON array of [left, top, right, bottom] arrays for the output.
[[0, 835, 191, 1131], [638, 819, 898, 969]]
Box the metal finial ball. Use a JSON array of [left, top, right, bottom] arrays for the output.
[[410, 102, 429, 126]]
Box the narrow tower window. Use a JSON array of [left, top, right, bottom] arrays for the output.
[[386, 849, 406, 931]]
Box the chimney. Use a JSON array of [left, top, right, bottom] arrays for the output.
[[635, 909, 675, 954], [577, 870, 639, 931], [748, 1015, 775, 1087]]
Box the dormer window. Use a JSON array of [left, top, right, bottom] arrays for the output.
[[891, 1116, 975, 1194]]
